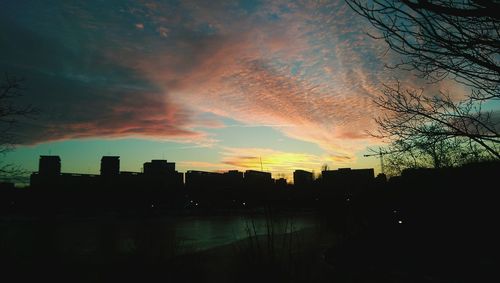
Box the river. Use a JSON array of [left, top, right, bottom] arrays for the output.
[[0, 213, 319, 259]]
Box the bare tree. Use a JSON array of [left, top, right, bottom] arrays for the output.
[[372, 82, 500, 159], [346, 0, 500, 100], [346, 0, 500, 166], [0, 73, 35, 181], [381, 134, 491, 176]]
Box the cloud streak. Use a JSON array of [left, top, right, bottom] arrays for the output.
[[129, 1, 392, 158], [1, 0, 470, 165]]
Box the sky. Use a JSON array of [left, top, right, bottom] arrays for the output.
[[0, 0, 473, 181]]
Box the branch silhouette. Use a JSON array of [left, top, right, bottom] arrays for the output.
[[346, 0, 500, 100], [0, 73, 36, 181], [347, 0, 500, 167]]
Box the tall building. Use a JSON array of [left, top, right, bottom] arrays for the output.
[[38, 155, 61, 176], [142, 159, 183, 192], [244, 170, 273, 186], [143, 160, 175, 176], [293, 170, 313, 188], [100, 156, 120, 176]]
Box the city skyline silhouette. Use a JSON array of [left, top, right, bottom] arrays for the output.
[[1, 1, 498, 282]]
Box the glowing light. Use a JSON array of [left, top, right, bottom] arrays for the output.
[[221, 148, 325, 181]]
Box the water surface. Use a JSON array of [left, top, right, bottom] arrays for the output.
[[0, 214, 318, 259]]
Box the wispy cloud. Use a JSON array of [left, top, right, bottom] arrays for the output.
[[1, 0, 470, 163], [127, 1, 391, 158]]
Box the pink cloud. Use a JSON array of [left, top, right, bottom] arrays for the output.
[[17, 0, 471, 160], [110, 1, 392, 159]]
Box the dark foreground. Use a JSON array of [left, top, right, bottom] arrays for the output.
[[2, 162, 500, 282], [1, 211, 499, 283]]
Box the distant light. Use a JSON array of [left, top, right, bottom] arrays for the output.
[[346, 198, 350, 202], [151, 204, 154, 208], [190, 200, 193, 203], [195, 203, 198, 206], [243, 202, 246, 206], [393, 210, 397, 213], [398, 220, 403, 224]]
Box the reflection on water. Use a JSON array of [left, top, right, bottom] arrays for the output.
[[172, 215, 315, 250], [0, 214, 317, 259]]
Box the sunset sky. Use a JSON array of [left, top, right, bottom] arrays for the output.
[[1, 0, 473, 181]]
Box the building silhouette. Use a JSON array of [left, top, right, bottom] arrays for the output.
[[143, 160, 176, 175], [38, 155, 61, 176], [293, 170, 313, 188], [25, 154, 388, 212], [100, 156, 120, 176], [30, 155, 62, 189], [142, 159, 184, 190], [223, 170, 244, 184], [244, 170, 272, 184], [31, 156, 184, 191], [138, 159, 184, 209]]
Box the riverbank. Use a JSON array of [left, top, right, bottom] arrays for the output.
[[5, 218, 494, 282], [3, 225, 336, 283]]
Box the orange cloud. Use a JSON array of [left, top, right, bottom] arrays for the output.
[[8, 0, 471, 163], [115, 1, 393, 160]]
